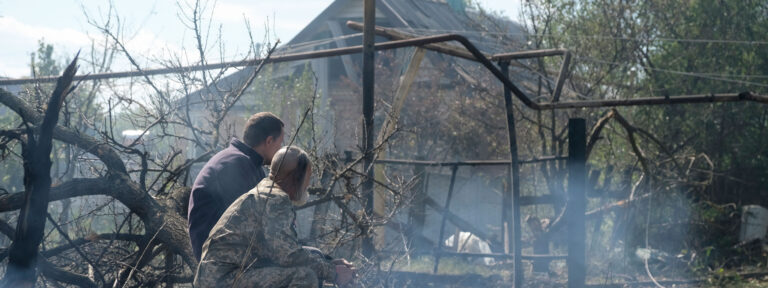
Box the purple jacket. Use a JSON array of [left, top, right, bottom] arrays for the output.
[[187, 138, 266, 260]]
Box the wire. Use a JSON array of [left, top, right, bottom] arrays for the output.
[[576, 56, 768, 88], [674, 72, 768, 79], [440, 32, 768, 88], [176, 33, 365, 67], [401, 27, 768, 45], [278, 33, 363, 52]]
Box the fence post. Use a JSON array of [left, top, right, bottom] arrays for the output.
[[500, 61, 523, 287], [433, 165, 459, 274], [567, 118, 587, 288], [361, 0, 376, 259]]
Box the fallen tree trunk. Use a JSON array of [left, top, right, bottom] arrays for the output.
[[0, 78, 196, 285]]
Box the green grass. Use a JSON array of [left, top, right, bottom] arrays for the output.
[[381, 255, 512, 278]]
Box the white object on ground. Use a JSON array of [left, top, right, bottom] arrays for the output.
[[444, 231, 495, 266]]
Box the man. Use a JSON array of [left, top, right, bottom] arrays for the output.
[[188, 112, 284, 260], [194, 147, 356, 287]]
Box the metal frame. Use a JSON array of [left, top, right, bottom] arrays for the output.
[[375, 157, 566, 167], [3, 31, 764, 110], [567, 119, 587, 288], [372, 119, 586, 287], [500, 61, 524, 287]]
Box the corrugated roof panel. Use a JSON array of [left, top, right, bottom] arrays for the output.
[[377, 0, 525, 54]]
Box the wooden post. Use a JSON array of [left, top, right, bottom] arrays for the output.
[[361, 0, 376, 259], [567, 118, 587, 288], [500, 61, 523, 287]]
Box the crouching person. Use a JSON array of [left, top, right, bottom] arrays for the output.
[[194, 146, 355, 287]]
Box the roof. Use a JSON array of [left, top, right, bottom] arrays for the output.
[[182, 0, 529, 108], [287, 0, 525, 53], [377, 0, 524, 53]]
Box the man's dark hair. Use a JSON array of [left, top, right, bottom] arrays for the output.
[[242, 112, 284, 147]]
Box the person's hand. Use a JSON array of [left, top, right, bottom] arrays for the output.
[[334, 264, 356, 286]]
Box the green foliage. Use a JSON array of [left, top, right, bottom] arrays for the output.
[[32, 40, 60, 77], [245, 62, 328, 150], [523, 0, 768, 281], [0, 40, 107, 193], [0, 40, 65, 194]]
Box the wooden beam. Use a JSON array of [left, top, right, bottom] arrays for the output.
[[346, 20, 564, 72], [374, 48, 426, 249], [377, 47, 426, 145]]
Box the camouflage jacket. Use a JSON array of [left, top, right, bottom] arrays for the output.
[[194, 179, 335, 287]]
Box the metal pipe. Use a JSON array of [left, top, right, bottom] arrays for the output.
[[345, 22, 768, 110], [373, 156, 565, 167], [521, 155, 566, 164], [491, 48, 568, 61], [0, 34, 473, 85], [361, 0, 376, 259], [3, 31, 765, 110], [542, 92, 768, 109], [503, 164, 512, 254], [375, 159, 513, 166], [433, 165, 459, 274], [0, 33, 536, 107], [567, 118, 587, 288], [501, 62, 524, 288], [347, 20, 483, 62], [379, 250, 568, 260]]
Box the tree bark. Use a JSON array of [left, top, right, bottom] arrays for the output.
[[4, 55, 78, 286]]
